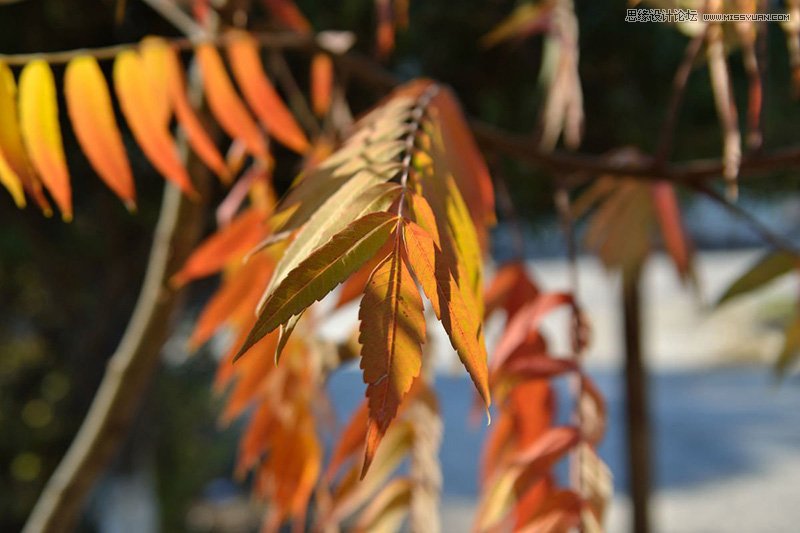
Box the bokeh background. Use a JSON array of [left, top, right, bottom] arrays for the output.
[[2, 0, 800, 531]]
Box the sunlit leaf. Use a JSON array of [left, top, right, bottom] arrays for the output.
[[238, 212, 399, 359], [402, 220, 491, 409], [141, 38, 230, 182], [226, 31, 310, 154], [65, 56, 135, 209], [18, 60, 72, 220], [114, 50, 197, 196], [195, 43, 269, 161], [310, 53, 333, 116], [359, 240, 425, 476], [172, 208, 269, 286]]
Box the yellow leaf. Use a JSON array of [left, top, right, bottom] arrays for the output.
[[65, 56, 136, 209], [0, 62, 28, 208], [402, 220, 491, 410], [139, 37, 172, 126], [18, 60, 72, 221], [114, 50, 196, 196]]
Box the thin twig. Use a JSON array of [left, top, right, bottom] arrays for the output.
[[268, 50, 321, 136], [693, 181, 799, 254], [0, 31, 313, 65], [3, 30, 800, 188], [654, 33, 704, 167], [140, 0, 210, 40]]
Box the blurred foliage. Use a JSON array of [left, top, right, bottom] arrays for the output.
[[1, 0, 800, 530]]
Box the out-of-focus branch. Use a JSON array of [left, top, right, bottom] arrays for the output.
[[23, 5, 215, 529], [654, 32, 705, 166], [3, 29, 800, 187], [23, 167, 210, 533], [140, 0, 210, 39]]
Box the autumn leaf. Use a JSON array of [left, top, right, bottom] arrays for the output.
[[311, 53, 333, 116], [359, 239, 426, 476], [402, 220, 491, 409], [0, 62, 27, 208], [651, 181, 693, 282], [431, 88, 496, 229], [141, 38, 230, 182], [172, 208, 268, 286], [195, 43, 270, 161], [114, 50, 197, 196], [717, 250, 798, 305], [263, 177, 400, 307], [226, 31, 310, 154], [188, 253, 274, 349], [481, 2, 552, 48], [139, 38, 172, 127], [238, 212, 399, 359], [65, 56, 135, 209], [19, 60, 72, 220]]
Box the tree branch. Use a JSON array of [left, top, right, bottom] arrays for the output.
[[22, 135, 211, 533], [3, 29, 800, 186]]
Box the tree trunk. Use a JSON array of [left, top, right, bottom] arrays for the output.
[[622, 267, 651, 533]]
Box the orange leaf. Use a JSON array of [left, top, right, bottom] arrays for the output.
[[237, 403, 275, 474], [512, 426, 580, 469], [432, 87, 496, 229], [226, 31, 310, 154], [0, 62, 52, 214], [326, 401, 369, 481], [402, 220, 491, 410], [484, 262, 540, 318], [195, 43, 270, 161], [113, 50, 197, 196], [142, 38, 230, 182], [65, 56, 136, 209], [18, 60, 72, 221], [375, 0, 395, 59], [172, 208, 268, 286], [189, 253, 274, 349], [359, 241, 425, 477], [310, 53, 333, 117], [491, 292, 573, 372], [651, 181, 693, 282], [221, 331, 279, 423]]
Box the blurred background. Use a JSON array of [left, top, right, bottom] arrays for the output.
[[2, 0, 800, 531]]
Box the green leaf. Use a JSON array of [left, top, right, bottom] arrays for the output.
[[261, 175, 401, 312], [717, 251, 797, 306], [236, 212, 399, 360]]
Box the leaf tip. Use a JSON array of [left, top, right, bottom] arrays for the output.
[[124, 199, 138, 213], [360, 421, 381, 480]]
